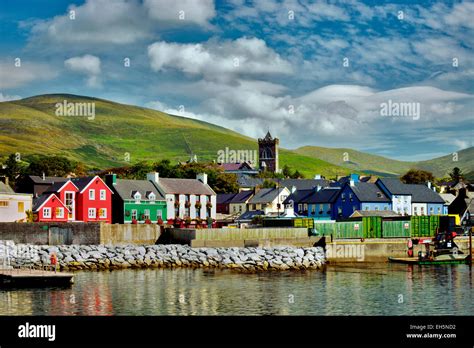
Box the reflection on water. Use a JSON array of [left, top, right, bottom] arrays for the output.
[[1, 264, 472, 316]]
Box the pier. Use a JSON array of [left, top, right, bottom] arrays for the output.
[[0, 267, 74, 287]]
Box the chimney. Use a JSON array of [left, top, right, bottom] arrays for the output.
[[316, 185, 322, 191], [147, 172, 160, 184], [291, 185, 297, 193], [105, 173, 117, 186], [427, 181, 431, 189], [350, 173, 359, 183], [314, 174, 321, 180], [197, 173, 207, 185], [349, 179, 355, 187], [42, 172, 45, 181]]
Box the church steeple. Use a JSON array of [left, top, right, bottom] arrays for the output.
[[258, 131, 279, 173]]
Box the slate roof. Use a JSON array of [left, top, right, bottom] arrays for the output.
[[70, 177, 95, 191], [28, 176, 68, 184], [217, 193, 237, 205], [44, 180, 74, 193], [32, 193, 65, 212], [113, 179, 165, 201], [157, 178, 215, 195], [230, 190, 254, 204], [0, 181, 14, 194], [236, 210, 264, 221], [377, 178, 445, 203], [348, 182, 390, 202], [248, 187, 287, 204], [236, 174, 264, 188], [439, 193, 456, 205], [280, 179, 329, 191], [283, 189, 314, 205], [301, 188, 341, 204]]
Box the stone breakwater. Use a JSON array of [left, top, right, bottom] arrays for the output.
[[2, 243, 326, 272]]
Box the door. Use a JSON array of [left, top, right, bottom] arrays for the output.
[[49, 226, 73, 245], [65, 191, 75, 220]]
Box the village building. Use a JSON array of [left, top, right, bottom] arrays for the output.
[[32, 193, 69, 222], [247, 187, 290, 214], [105, 174, 167, 224], [258, 131, 279, 173], [147, 172, 216, 222], [0, 181, 33, 222], [16, 175, 67, 198]]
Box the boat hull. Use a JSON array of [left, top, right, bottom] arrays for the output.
[[388, 255, 470, 265]]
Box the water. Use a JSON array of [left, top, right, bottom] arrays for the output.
[[1, 264, 473, 315]]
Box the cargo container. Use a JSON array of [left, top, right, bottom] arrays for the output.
[[362, 216, 382, 238], [294, 218, 314, 229], [411, 216, 431, 237], [335, 221, 363, 239], [429, 215, 440, 237], [313, 221, 336, 236], [382, 220, 411, 238]]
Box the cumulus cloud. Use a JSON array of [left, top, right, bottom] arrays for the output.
[[144, 0, 215, 26], [26, 0, 216, 46], [148, 37, 292, 80], [64, 55, 102, 87], [0, 61, 57, 89]]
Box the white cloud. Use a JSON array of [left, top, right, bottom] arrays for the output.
[[27, 0, 215, 46], [144, 0, 215, 26], [64, 55, 101, 88], [0, 61, 57, 89], [148, 37, 292, 79]]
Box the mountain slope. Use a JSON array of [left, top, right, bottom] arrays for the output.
[[294, 145, 474, 177], [0, 94, 349, 177]]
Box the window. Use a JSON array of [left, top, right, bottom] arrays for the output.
[[429, 207, 434, 213], [131, 209, 137, 220], [149, 193, 155, 202], [233, 206, 237, 212], [298, 204, 303, 212], [100, 189, 106, 200], [303, 204, 308, 212], [349, 193, 353, 201], [0, 201, 9, 207], [144, 209, 150, 219], [384, 206, 388, 211], [374, 206, 379, 211], [338, 207, 342, 214], [239, 205, 242, 212], [65, 192, 74, 219], [341, 193, 346, 201], [18, 202, 24, 213], [89, 189, 95, 200], [156, 210, 162, 219], [56, 207, 64, 218], [88, 208, 96, 218], [134, 192, 141, 203], [437, 207, 441, 213], [43, 208, 51, 218], [99, 208, 107, 218], [311, 205, 316, 214], [365, 206, 369, 211]]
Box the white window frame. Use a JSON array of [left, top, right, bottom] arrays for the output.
[[144, 209, 150, 220], [43, 207, 52, 218], [100, 189, 106, 201], [56, 207, 64, 218], [131, 209, 138, 220], [156, 210, 162, 219], [89, 189, 95, 200], [88, 208, 96, 218], [149, 193, 156, 202], [99, 208, 107, 218]]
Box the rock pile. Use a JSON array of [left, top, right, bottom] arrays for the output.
[[1, 242, 326, 272]]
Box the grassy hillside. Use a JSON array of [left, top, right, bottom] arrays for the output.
[[294, 145, 474, 178], [0, 94, 349, 178]]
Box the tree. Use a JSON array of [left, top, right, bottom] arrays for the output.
[[213, 173, 239, 193], [3, 154, 23, 182], [282, 165, 292, 178], [27, 155, 75, 177], [449, 167, 463, 184], [262, 179, 277, 188], [401, 169, 435, 184], [291, 170, 305, 179]]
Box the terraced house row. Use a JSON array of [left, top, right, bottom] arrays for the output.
[[1, 172, 216, 223]]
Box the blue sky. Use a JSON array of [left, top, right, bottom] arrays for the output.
[[0, 0, 473, 161]]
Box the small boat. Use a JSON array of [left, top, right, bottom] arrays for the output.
[[389, 230, 472, 265]]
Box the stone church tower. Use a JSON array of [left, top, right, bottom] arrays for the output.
[[258, 131, 279, 173]]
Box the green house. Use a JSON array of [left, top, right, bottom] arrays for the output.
[[105, 174, 167, 224]]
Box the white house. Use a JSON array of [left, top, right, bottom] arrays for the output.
[[247, 187, 290, 214], [0, 181, 33, 222], [147, 172, 217, 221]]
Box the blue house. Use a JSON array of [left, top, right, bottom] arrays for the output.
[[301, 188, 340, 220], [283, 189, 315, 216], [333, 180, 391, 219]]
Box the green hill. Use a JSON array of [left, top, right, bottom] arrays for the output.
[[294, 146, 474, 178], [0, 94, 349, 178]]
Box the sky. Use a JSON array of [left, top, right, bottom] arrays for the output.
[[0, 0, 473, 161]]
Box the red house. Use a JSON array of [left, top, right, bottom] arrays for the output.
[[32, 193, 69, 222], [70, 176, 113, 223]]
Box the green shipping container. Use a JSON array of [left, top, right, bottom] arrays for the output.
[[313, 222, 336, 236], [362, 216, 382, 238], [429, 215, 440, 236], [382, 220, 411, 238], [335, 221, 363, 239], [410, 216, 430, 237]]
